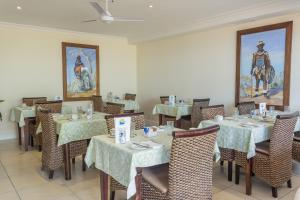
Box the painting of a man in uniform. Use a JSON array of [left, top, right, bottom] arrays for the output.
[[62, 43, 99, 101], [236, 22, 293, 108]]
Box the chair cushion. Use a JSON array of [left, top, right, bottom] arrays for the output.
[[255, 141, 270, 156], [142, 164, 169, 194], [294, 131, 300, 142]]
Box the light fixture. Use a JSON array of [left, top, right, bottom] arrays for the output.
[[148, 5, 153, 8], [17, 6, 22, 10]]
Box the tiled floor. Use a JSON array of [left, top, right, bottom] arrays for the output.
[[0, 139, 299, 200]]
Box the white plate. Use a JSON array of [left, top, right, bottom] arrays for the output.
[[129, 143, 150, 150]]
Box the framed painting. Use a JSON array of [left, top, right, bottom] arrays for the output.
[[62, 42, 99, 101], [235, 21, 293, 110]]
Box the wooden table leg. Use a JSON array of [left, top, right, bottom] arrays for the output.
[[175, 119, 181, 128], [159, 114, 163, 125], [64, 144, 71, 180], [100, 171, 109, 200], [246, 158, 253, 195], [135, 168, 143, 200], [23, 118, 30, 151], [17, 124, 22, 145]]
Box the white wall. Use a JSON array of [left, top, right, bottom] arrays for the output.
[[137, 13, 300, 123], [0, 24, 137, 140]]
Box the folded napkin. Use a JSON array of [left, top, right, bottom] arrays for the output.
[[133, 141, 163, 149], [240, 122, 264, 128]]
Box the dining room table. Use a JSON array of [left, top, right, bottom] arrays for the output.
[[199, 112, 300, 196], [85, 127, 220, 200], [10, 105, 72, 151], [36, 111, 109, 180], [152, 103, 192, 127]]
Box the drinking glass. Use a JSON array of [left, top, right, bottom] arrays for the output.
[[284, 106, 291, 113], [233, 107, 239, 120], [269, 106, 275, 116]]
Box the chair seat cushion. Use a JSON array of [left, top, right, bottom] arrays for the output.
[[294, 131, 300, 142], [142, 164, 169, 194], [255, 141, 270, 156]]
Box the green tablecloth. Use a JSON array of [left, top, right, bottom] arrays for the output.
[[105, 99, 140, 111], [152, 103, 192, 120], [10, 106, 36, 127], [199, 116, 278, 159], [37, 112, 108, 146], [85, 128, 219, 199]]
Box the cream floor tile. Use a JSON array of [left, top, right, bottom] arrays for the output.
[[0, 191, 20, 200], [280, 188, 298, 200], [10, 172, 50, 190], [0, 177, 15, 194], [73, 185, 100, 200], [213, 188, 258, 200]]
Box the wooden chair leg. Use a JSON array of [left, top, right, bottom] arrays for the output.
[[287, 179, 292, 188], [228, 161, 232, 182], [38, 145, 42, 152], [235, 164, 240, 185], [272, 187, 278, 198], [220, 160, 224, 166], [49, 170, 54, 179], [110, 191, 115, 200], [30, 135, 34, 147], [72, 158, 75, 164], [82, 154, 86, 171]]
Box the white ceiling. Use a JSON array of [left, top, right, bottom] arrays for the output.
[[1, 0, 300, 43]]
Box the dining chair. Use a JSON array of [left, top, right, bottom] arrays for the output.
[[237, 101, 256, 115], [124, 93, 136, 101], [293, 131, 300, 162], [31, 100, 63, 151], [181, 98, 210, 129], [201, 104, 234, 181], [104, 112, 145, 200], [106, 102, 125, 114], [39, 109, 87, 179], [22, 97, 47, 106], [139, 125, 219, 200], [91, 95, 104, 112], [236, 113, 298, 198], [159, 96, 177, 126]]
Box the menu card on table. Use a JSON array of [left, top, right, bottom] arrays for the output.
[[114, 117, 131, 144], [259, 103, 267, 115]]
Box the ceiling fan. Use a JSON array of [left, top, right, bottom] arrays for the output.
[[83, 0, 144, 24]]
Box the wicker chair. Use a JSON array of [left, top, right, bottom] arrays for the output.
[[251, 113, 298, 198], [181, 98, 210, 129], [22, 97, 47, 106], [237, 101, 256, 115], [140, 125, 219, 200], [92, 95, 104, 112], [106, 102, 125, 114], [201, 104, 234, 181], [39, 109, 87, 179], [105, 112, 145, 200], [293, 131, 300, 162], [159, 96, 177, 126], [124, 93, 136, 101], [29, 101, 63, 151]]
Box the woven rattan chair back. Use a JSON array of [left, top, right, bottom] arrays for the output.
[[22, 97, 47, 106], [191, 98, 210, 127], [168, 125, 219, 200], [124, 93, 136, 101], [92, 95, 103, 112], [237, 101, 255, 115], [39, 110, 63, 171], [106, 102, 125, 114], [160, 96, 176, 104], [269, 114, 298, 183], [201, 104, 225, 121], [105, 112, 145, 132], [35, 101, 63, 126]]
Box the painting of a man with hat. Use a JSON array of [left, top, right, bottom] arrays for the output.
[[236, 22, 293, 108]]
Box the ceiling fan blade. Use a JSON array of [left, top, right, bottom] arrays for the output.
[[113, 17, 144, 22], [90, 2, 107, 16], [81, 19, 98, 23]]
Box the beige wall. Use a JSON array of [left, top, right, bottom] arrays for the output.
[[0, 24, 137, 140], [137, 13, 300, 123]]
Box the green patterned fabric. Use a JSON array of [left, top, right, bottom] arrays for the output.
[[37, 112, 108, 146], [105, 99, 140, 111], [152, 103, 192, 120], [10, 106, 36, 127], [85, 128, 219, 199], [199, 117, 276, 159]]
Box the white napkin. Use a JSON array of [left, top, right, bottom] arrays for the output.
[[140, 141, 163, 149]]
